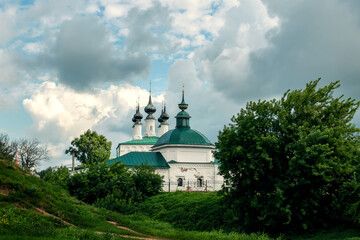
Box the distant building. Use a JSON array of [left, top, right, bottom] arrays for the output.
[[108, 86, 224, 191]]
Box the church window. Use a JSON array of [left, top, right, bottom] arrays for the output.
[[177, 177, 183, 187], [150, 126, 153, 131], [197, 178, 203, 187]]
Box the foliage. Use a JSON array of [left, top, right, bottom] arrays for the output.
[[136, 191, 231, 232], [215, 79, 360, 233], [43, 166, 71, 190], [67, 162, 163, 213], [0, 158, 276, 240], [65, 129, 112, 164], [37, 167, 53, 179], [107, 211, 280, 240], [131, 165, 163, 199], [0, 134, 15, 161], [0, 203, 65, 237]]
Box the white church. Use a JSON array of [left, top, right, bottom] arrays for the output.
[[107, 87, 224, 191]]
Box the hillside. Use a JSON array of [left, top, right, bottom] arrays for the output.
[[0, 159, 276, 240]]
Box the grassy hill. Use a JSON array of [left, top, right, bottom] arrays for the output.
[[1, 159, 359, 240], [0, 159, 277, 240]]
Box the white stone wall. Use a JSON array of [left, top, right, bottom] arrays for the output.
[[144, 119, 156, 137], [156, 163, 223, 192], [153, 145, 215, 163], [118, 144, 153, 157], [158, 124, 168, 137], [132, 124, 142, 140]]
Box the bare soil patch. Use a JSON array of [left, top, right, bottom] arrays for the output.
[[0, 187, 10, 196]]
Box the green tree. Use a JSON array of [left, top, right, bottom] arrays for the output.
[[68, 162, 163, 213], [131, 164, 164, 199], [65, 129, 112, 164], [0, 133, 15, 161], [215, 79, 360, 233], [68, 162, 132, 204], [43, 166, 71, 189]]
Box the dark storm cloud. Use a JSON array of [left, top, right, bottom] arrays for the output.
[[125, 1, 172, 53], [250, 0, 360, 100], [44, 15, 150, 90], [196, 0, 360, 103]]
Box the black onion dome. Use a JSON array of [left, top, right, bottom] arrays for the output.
[[132, 117, 136, 123], [158, 110, 164, 123], [134, 105, 143, 120], [178, 86, 188, 111], [145, 94, 156, 119], [161, 105, 170, 121]]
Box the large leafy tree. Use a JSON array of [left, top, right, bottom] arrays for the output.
[[65, 129, 112, 164], [215, 79, 360, 233]]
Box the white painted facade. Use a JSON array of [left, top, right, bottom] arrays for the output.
[[115, 89, 224, 192], [132, 123, 142, 140], [144, 119, 156, 137], [118, 144, 153, 157], [158, 124, 168, 137], [152, 144, 214, 163], [156, 162, 224, 192]]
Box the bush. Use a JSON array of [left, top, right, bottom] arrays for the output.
[[67, 162, 163, 213], [43, 166, 70, 190]]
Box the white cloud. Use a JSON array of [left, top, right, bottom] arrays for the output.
[[165, 59, 241, 143], [104, 4, 131, 18], [194, 0, 279, 100], [22, 42, 46, 53], [0, 49, 22, 88], [23, 81, 163, 144], [23, 81, 164, 169], [0, 6, 17, 46]]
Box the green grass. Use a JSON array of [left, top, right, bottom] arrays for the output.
[[288, 228, 360, 240], [0, 159, 277, 240], [104, 211, 278, 240], [137, 191, 231, 231], [1, 159, 359, 240]]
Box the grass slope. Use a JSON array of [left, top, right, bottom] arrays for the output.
[[137, 191, 360, 240], [0, 159, 276, 240], [137, 191, 229, 231]]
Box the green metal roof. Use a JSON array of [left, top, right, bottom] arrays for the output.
[[175, 110, 191, 118], [107, 152, 170, 168], [119, 136, 159, 145], [154, 128, 213, 147]]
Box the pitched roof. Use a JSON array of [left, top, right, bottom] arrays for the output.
[[107, 152, 170, 169], [118, 136, 158, 146]]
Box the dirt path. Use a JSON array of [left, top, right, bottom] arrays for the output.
[[33, 208, 165, 240], [106, 220, 145, 235], [34, 208, 76, 227], [0, 187, 10, 196]]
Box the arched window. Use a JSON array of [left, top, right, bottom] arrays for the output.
[[177, 178, 183, 187], [197, 178, 203, 187]]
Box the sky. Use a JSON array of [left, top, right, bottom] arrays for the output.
[[1, 0, 360, 170]]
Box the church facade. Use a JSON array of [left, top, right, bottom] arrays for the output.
[[108, 87, 223, 192]]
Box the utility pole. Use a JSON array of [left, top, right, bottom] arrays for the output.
[[72, 151, 75, 172]]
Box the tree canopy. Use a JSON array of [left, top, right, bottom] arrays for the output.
[[65, 129, 112, 164], [215, 79, 360, 233]]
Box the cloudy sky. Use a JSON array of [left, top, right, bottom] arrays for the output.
[[1, 0, 360, 170]]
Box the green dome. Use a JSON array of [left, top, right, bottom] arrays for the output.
[[154, 128, 213, 147]]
